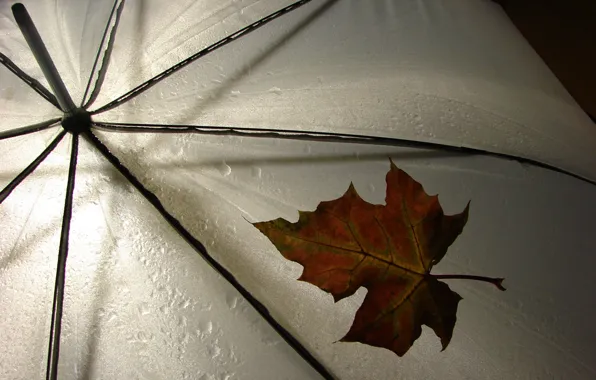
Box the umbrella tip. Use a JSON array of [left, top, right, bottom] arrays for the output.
[[11, 3, 26, 17]]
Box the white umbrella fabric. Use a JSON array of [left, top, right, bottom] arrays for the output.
[[1, 1, 596, 379]]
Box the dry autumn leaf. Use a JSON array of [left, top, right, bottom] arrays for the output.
[[253, 159, 505, 357]]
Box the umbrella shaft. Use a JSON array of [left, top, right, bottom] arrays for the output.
[[12, 3, 76, 113]]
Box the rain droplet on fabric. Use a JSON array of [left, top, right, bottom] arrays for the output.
[[138, 302, 151, 315], [106, 310, 118, 323], [268, 87, 282, 95], [136, 331, 153, 342], [208, 345, 221, 359], [198, 320, 213, 336], [251, 166, 262, 178], [226, 296, 238, 309], [181, 332, 191, 345], [218, 162, 232, 177], [230, 90, 240, 97]]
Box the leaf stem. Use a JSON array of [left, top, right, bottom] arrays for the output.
[[432, 274, 506, 291]]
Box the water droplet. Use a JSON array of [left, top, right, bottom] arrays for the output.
[[226, 296, 238, 309], [105, 310, 118, 323], [138, 302, 151, 315], [137, 331, 153, 342], [251, 166, 262, 178], [269, 86, 282, 95], [368, 183, 376, 193], [230, 90, 241, 97], [219, 162, 232, 177], [199, 320, 213, 335], [208, 344, 221, 358]]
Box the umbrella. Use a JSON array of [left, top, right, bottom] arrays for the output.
[[2, 0, 596, 379]]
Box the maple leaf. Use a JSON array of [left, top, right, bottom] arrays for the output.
[[253, 159, 505, 357]]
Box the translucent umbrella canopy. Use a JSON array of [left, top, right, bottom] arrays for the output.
[[1, 1, 596, 379]]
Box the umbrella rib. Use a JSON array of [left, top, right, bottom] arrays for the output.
[[0, 118, 61, 140], [90, 0, 315, 115], [12, 4, 76, 114], [46, 133, 79, 380], [81, 0, 126, 109], [84, 130, 335, 380], [0, 53, 60, 109], [92, 121, 596, 187], [0, 129, 66, 205]]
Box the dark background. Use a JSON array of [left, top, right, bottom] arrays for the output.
[[494, 0, 596, 122]]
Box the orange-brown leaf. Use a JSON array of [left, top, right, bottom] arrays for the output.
[[253, 159, 470, 356]]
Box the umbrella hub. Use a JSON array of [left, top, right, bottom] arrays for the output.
[[61, 109, 92, 134]]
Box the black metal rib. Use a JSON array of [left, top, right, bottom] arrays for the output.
[[0, 53, 60, 109], [92, 121, 596, 187], [12, 3, 76, 113], [90, 0, 314, 115], [0, 118, 60, 140], [81, 0, 126, 109], [0, 130, 66, 205], [84, 130, 334, 380], [46, 133, 79, 380]]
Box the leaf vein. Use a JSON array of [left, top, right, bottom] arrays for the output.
[[279, 231, 422, 277], [402, 198, 426, 271]]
